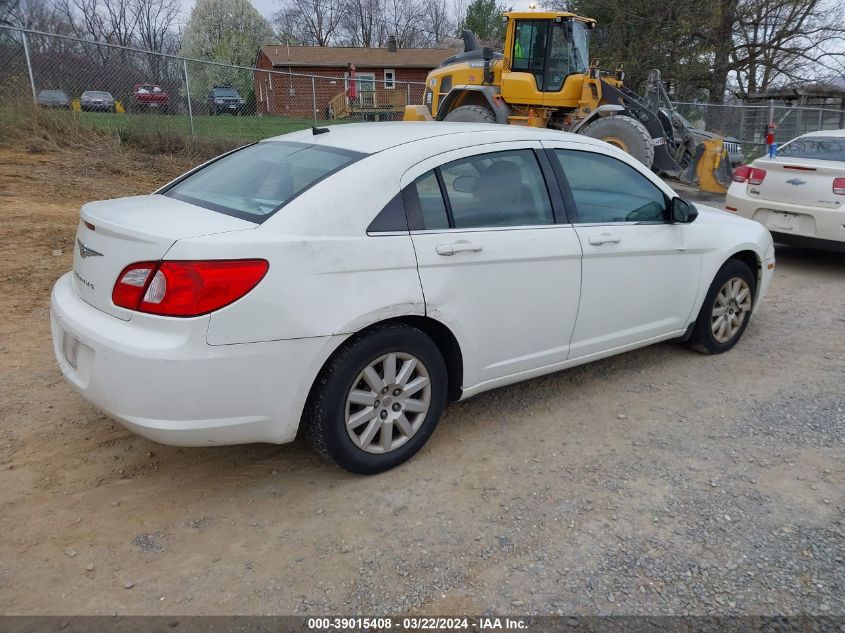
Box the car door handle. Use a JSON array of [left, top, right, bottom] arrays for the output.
[[436, 240, 483, 256], [588, 233, 621, 245]]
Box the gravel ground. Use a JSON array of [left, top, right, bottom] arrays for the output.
[[0, 145, 843, 616]]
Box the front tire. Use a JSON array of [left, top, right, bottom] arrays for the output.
[[304, 323, 448, 474], [688, 259, 756, 354], [581, 115, 655, 169]]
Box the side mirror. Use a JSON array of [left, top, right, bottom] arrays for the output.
[[671, 197, 698, 223]]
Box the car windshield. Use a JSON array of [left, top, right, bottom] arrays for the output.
[[778, 136, 845, 161], [214, 89, 240, 98], [84, 91, 111, 98], [40, 90, 66, 98], [163, 141, 365, 222]]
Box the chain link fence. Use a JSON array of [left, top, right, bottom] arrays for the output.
[[0, 25, 426, 152], [673, 101, 845, 160], [2, 25, 844, 158]]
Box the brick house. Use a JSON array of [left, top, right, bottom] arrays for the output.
[[253, 41, 454, 120]]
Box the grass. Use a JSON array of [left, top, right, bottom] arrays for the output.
[[0, 103, 352, 157], [76, 110, 337, 143]]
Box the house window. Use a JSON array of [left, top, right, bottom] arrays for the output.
[[384, 69, 396, 89]]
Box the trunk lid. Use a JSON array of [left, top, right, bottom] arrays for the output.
[[747, 156, 845, 209], [73, 194, 256, 320]]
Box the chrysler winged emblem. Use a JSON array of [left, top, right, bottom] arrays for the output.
[[77, 238, 103, 258], [786, 178, 806, 186]]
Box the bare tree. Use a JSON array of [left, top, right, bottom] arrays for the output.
[[273, 0, 343, 46], [731, 0, 845, 95], [382, 0, 426, 47], [424, 0, 452, 44], [134, 0, 180, 53], [338, 0, 385, 46]]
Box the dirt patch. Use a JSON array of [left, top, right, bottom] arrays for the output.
[[0, 143, 843, 616]]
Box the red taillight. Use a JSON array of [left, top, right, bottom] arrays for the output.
[[732, 164, 766, 185], [112, 259, 269, 317], [732, 164, 751, 183], [748, 168, 766, 185], [834, 178, 845, 195]]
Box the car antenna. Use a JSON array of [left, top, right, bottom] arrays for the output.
[[312, 125, 330, 135]]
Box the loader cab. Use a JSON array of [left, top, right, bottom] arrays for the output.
[[502, 12, 593, 107]]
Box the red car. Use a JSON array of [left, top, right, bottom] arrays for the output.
[[132, 83, 170, 112]]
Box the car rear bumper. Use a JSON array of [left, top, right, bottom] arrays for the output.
[[50, 272, 342, 446], [726, 186, 845, 245]]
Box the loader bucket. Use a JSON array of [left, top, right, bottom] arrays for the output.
[[682, 139, 733, 194]]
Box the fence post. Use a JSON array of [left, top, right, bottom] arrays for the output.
[[20, 29, 37, 105], [311, 77, 317, 124], [182, 59, 195, 144], [406, 82, 411, 106]]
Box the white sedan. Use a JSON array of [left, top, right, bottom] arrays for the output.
[[50, 123, 775, 474], [726, 129, 845, 251]]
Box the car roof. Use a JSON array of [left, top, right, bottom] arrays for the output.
[[267, 122, 609, 154], [799, 129, 845, 138]]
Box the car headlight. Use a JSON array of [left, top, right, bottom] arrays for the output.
[[215, 98, 224, 104], [239, 99, 245, 104]]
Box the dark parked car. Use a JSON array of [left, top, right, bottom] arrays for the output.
[[207, 86, 246, 115], [36, 89, 70, 109], [80, 91, 116, 113]]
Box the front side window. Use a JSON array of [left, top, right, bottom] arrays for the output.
[[163, 141, 364, 222], [512, 20, 549, 89], [778, 136, 845, 161], [441, 150, 554, 228], [545, 20, 590, 92], [554, 149, 667, 223]]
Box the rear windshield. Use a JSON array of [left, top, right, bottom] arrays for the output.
[[40, 90, 66, 97], [162, 141, 364, 222], [778, 136, 845, 161]]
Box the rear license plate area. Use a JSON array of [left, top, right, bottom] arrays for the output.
[[768, 212, 796, 231]]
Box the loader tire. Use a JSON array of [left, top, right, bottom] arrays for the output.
[[444, 105, 496, 123], [581, 115, 655, 169]]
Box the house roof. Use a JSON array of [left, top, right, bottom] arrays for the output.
[[259, 45, 453, 69]]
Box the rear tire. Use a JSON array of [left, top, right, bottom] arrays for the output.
[[581, 115, 655, 169], [304, 323, 448, 474], [444, 104, 496, 123], [688, 259, 756, 355]]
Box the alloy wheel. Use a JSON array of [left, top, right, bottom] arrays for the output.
[[345, 352, 431, 454], [711, 277, 752, 343]]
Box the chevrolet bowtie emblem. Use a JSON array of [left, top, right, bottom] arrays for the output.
[[786, 178, 806, 186], [77, 238, 103, 258]]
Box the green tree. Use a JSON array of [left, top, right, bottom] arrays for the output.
[[460, 0, 509, 45], [560, 0, 713, 101], [179, 0, 273, 100]]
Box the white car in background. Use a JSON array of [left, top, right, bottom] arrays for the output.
[[726, 130, 845, 251], [50, 123, 774, 474]]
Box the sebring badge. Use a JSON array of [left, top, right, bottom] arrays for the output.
[[77, 238, 103, 258]]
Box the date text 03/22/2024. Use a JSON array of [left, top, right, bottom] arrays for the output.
[[306, 617, 528, 630]]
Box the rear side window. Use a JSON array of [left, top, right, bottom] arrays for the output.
[[441, 150, 553, 228], [163, 141, 364, 222], [778, 136, 845, 161], [553, 150, 667, 223], [402, 150, 554, 230]]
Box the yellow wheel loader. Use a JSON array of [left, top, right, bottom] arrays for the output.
[[404, 11, 732, 193]]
